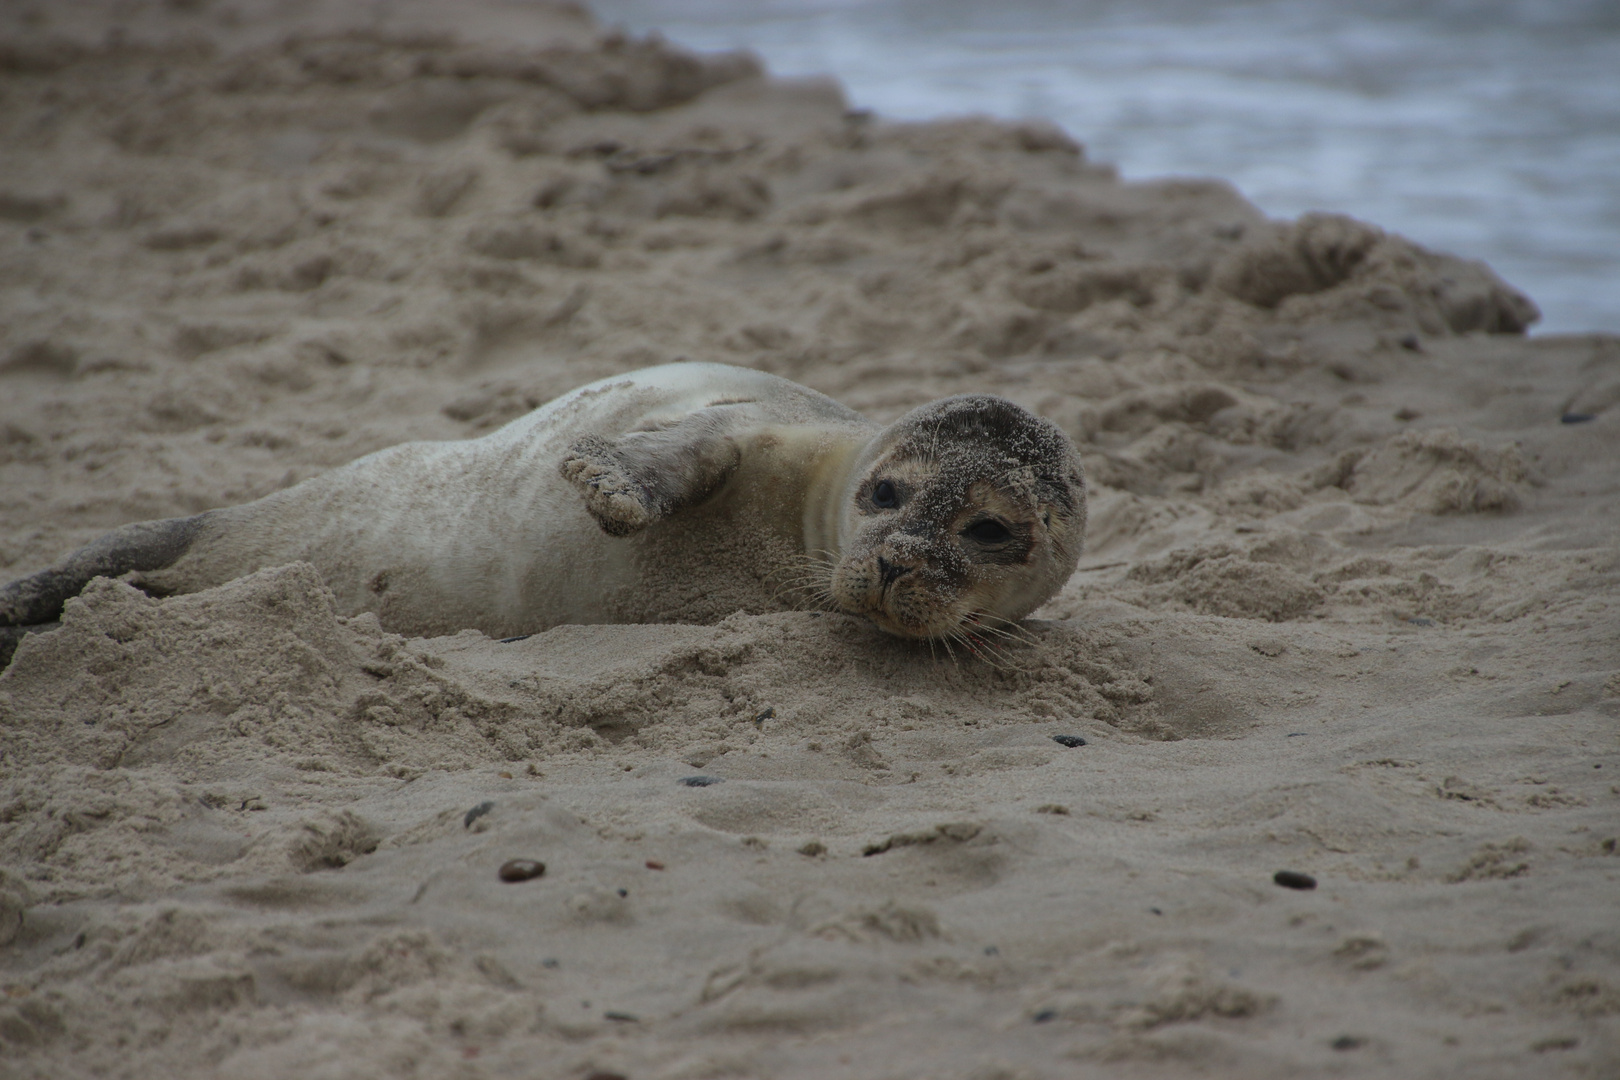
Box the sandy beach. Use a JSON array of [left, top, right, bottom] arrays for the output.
[[1, 2, 1616, 1077]]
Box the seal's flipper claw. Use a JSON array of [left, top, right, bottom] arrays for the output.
[[559, 411, 741, 537], [559, 447, 658, 536], [0, 514, 208, 631]]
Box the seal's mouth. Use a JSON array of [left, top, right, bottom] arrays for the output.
[[839, 588, 967, 641], [860, 606, 935, 639], [857, 605, 1026, 654], [824, 560, 1031, 647], [822, 550, 961, 639]]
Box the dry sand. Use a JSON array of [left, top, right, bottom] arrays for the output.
[[1, 2, 1617, 1077]]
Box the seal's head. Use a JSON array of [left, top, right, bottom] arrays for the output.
[[829, 395, 1086, 640]]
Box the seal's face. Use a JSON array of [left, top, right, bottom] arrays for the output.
[[828, 396, 1086, 641]]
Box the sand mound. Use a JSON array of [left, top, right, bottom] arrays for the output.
[[1331, 427, 1529, 513], [1211, 212, 1539, 334]]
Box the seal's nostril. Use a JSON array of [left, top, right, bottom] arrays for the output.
[[876, 556, 910, 586]]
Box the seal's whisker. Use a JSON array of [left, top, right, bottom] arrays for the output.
[[963, 610, 1041, 647], [945, 619, 1039, 674], [773, 552, 839, 610], [956, 630, 1011, 671], [964, 620, 1034, 647], [773, 580, 837, 610], [780, 572, 833, 589], [953, 628, 1016, 672], [958, 632, 992, 663]]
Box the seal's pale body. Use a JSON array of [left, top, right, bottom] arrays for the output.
[[2, 363, 1086, 657], [149, 363, 868, 637]]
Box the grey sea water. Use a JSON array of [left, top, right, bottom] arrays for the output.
[[592, 0, 1620, 335]]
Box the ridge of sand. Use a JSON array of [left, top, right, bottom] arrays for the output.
[[1, 3, 1616, 1077]]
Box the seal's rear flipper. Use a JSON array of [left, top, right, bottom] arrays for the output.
[[0, 514, 208, 632], [559, 409, 740, 536]]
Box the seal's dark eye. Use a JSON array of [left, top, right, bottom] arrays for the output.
[[871, 479, 898, 509], [962, 519, 1012, 544]]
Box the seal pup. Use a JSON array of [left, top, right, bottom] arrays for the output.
[[0, 362, 1085, 662]]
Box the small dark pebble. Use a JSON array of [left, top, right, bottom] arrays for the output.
[[498, 859, 546, 883], [498, 634, 532, 643], [541, 958, 560, 968], [1561, 413, 1596, 424], [1286, 732, 1309, 737], [464, 801, 495, 828], [1274, 869, 1317, 890], [1032, 1009, 1058, 1024], [1331, 1035, 1365, 1051], [1150, 907, 1163, 915], [679, 775, 723, 787], [1398, 334, 1423, 352], [616, 887, 628, 898], [645, 859, 665, 870], [603, 1010, 640, 1023], [983, 945, 999, 956], [1051, 735, 1087, 748]]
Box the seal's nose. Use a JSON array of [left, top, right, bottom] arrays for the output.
[[876, 556, 910, 587]]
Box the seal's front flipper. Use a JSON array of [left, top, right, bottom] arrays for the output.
[[559, 409, 741, 536], [0, 514, 208, 630]]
